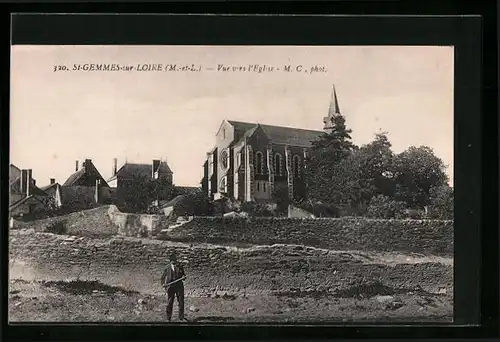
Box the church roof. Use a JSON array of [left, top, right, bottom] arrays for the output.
[[228, 120, 324, 148]]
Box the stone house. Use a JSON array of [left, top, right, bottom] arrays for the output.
[[54, 159, 112, 212], [107, 158, 174, 209], [201, 84, 343, 203]]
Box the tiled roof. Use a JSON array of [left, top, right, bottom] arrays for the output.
[[63, 168, 86, 186], [110, 161, 172, 181], [9, 177, 48, 197], [40, 183, 58, 191], [228, 120, 324, 148], [9, 195, 45, 211], [63, 160, 109, 187]]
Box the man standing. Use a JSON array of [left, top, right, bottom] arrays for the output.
[[161, 252, 187, 322]]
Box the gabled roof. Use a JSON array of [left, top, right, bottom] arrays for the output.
[[63, 168, 86, 186], [227, 120, 324, 148], [109, 161, 172, 181], [40, 183, 59, 191], [63, 160, 109, 187], [9, 177, 48, 197], [9, 194, 45, 212]]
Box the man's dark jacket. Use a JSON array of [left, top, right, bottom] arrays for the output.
[[161, 263, 185, 289]]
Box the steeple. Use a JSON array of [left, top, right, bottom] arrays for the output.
[[323, 84, 342, 133]]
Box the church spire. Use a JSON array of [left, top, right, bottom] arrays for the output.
[[323, 84, 342, 133]]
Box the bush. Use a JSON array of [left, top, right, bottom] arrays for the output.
[[174, 192, 213, 216], [294, 200, 339, 218], [44, 221, 68, 235], [366, 195, 406, 219], [429, 185, 454, 219], [240, 201, 274, 217]]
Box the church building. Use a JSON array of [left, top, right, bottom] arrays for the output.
[[201, 84, 342, 203]]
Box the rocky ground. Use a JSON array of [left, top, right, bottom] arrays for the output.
[[9, 278, 452, 323]]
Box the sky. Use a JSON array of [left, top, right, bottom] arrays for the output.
[[10, 45, 454, 187]]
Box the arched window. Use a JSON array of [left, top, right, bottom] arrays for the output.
[[219, 176, 227, 193], [275, 153, 282, 175], [293, 155, 301, 178], [255, 152, 264, 174]]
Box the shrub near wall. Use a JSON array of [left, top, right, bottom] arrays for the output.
[[159, 217, 454, 257]]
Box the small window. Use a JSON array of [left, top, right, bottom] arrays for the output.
[[257, 182, 260, 191], [255, 152, 264, 175], [293, 156, 301, 178], [223, 128, 226, 139], [263, 183, 267, 192], [275, 153, 282, 175]]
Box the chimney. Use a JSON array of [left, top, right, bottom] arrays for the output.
[[95, 179, 100, 203], [26, 169, 32, 196], [75, 160, 79, 171], [152, 159, 160, 178], [20, 169, 27, 194], [112, 158, 118, 176], [50, 178, 55, 185], [84, 159, 92, 170]]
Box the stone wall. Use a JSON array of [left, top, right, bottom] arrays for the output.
[[159, 217, 454, 257], [10, 229, 453, 298], [107, 206, 169, 238]]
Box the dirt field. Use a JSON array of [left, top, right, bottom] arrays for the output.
[[8, 278, 452, 323]]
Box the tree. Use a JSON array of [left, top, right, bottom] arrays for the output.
[[366, 194, 406, 219], [119, 174, 175, 213], [305, 114, 357, 203], [174, 191, 213, 216], [392, 146, 449, 208], [428, 184, 454, 219], [332, 132, 395, 210], [272, 183, 291, 215]]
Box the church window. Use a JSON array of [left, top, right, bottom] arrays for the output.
[[223, 128, 226, 139], [219, 176, 227, 193], [275, 153, 282, 175], [263, 183, 267, 192], [293, 155, 301, 178], [255, 152, 264, 174], [257, 182, 260, 191], [236, 152, 241, 168], [220, 149, 229, 171]]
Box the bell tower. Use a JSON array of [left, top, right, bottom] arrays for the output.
[[323, 84, 342, 133]]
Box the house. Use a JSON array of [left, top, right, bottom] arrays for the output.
[[201, 84, 342, 203], [51, 159, 112, 212], [63, 159, 109, 188], [40, 178, 62, 207], [107, 158, 174, 210], [9, 164, 50, 218]]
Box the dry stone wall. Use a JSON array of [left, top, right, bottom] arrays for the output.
[[159, 217, 454, 257], [107, 206, 170, 238], [10, 229, 453, 298]]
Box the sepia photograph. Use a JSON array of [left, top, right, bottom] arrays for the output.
[[9, 45, 454, 323]]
